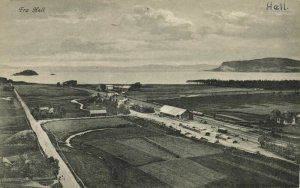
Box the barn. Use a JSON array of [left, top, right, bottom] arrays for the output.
[[160, 105, 193, 120], [89, 109, 107, 117]]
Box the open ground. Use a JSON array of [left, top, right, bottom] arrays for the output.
[[11, 83, 300, 187], [43, 116, 299, 187]]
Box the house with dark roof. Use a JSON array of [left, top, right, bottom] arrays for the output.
[[63, 80, 77, 87]]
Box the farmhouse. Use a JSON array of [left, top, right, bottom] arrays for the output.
[[160, 105, 193, 120], [121, 85, 131, 91], [63, 80, 77, 87], [106, 85, 114, 91], [39, 107, 50, 111], [89, 109, 107, 117], [113, 85, 131, 92], [3, 83, 14, 91]]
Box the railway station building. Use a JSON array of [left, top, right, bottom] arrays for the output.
[[160, 105, 193, 120]]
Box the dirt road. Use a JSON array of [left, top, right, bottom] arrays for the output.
[[14, 89, 82, 188]]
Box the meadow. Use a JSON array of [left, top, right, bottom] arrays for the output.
[[15, 84, 90, 118], [154, 91, 300, 135], [127, 84, 253, 101]]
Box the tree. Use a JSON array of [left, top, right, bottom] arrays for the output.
[[295, 152, 300, 164], [131, 82, 142, 90], [56, 82, 61, 87], [258, 134, 273, 147], [60, 107, 66, 117], [100, 84, 106, 91], [270, 109, 281, 122], [286, 143, 295, 156], [258, 135, 266, 147], [118, 104, 130, 115]]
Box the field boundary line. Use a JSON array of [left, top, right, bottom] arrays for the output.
[[39, 115, 128, 125], [230, 153, 299, 177], [141, 137, 180, 158], [212, 156, 296, 186]]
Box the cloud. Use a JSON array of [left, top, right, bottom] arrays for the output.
[[48, 10, 99, 23], [204, 10, 260, 26], [120, 6, 194, 40], [60, 37, 153, 54], [199, 10, 300, 39]]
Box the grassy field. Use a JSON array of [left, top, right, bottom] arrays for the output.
[[16, 84, 90, 118], [140, 158, 226, 188], [155, 92, 299, 116], [127, 84, 300, 134], [155, 92, 300, 128], [42, 117, 132, 140], [146, 135, 222, 158], [191, 152, 299, 187], [75, 126, 165, 144], [59, 146, 117, 188], [98, 142, 162, 166], [121, 138, 178, 160], [127, 84, 253, 101], [0, 87, 59, 186], [43, 116, 299, 187]]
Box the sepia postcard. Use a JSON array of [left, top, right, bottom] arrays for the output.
[[0, 0, 299, 187]]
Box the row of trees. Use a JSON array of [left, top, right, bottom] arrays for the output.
[[187, 79, 300, 90], [130, 104, 155, 113], [258, 134, 300, 163]]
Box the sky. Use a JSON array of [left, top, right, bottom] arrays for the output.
[[0, 0, 299, 67]]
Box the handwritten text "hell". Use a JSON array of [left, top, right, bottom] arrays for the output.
[[266, 2, 288, 11]]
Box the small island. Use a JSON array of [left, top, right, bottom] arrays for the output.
[[13, 70, 38, 76]]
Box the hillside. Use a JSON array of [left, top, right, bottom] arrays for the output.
[[212, 58, 300, 72]]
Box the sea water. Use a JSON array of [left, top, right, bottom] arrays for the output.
[[1, 67, 300, 84]]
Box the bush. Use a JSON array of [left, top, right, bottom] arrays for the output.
[[130, 104, 154, 113], [118, 104, 130, 115]]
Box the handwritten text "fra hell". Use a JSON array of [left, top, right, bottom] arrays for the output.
[[19, 7, 45, 13]]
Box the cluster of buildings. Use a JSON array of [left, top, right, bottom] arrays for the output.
[[96, 85, 131, 93], [270, 110, 300, 126], [31, 106, 65, 119], [275, 115, 300, 126]]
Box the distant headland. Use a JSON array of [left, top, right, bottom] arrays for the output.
[[211, 58, 300, 72]]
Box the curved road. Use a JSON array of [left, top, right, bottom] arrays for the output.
[[65, 128, 110, 148], [14, 89, 81, 188]]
